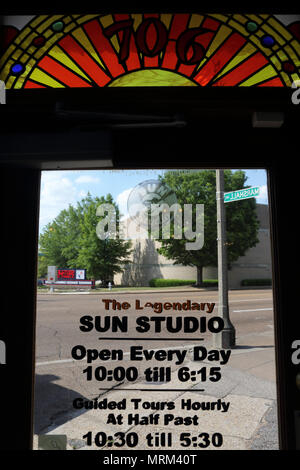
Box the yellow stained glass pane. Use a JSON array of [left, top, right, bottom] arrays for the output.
[[76, 15, 99, 25], [0, 59, 13, 79], [43, 30, 56, 39], [0, 48, 15, 69], [31, 15, 47, 28], [11, 49, 22, 60], [29, 67, 65, 87], [108, 69, 197, 87], [63, 22, 78, 34], [257, 14, 270, 20], [48, 45, 92, 81], [6, 75, 17, 88], [20, 53, 29, 63], [268, 18, 292, 41], [255, 30, 264, 38], [239, 64, 277, 86], [251, 35, 272, 55], [14, 28, 33, 46], [1, 12, 299, 89], [280, 71, 292, 86], [20, 32, 36, 49], [212, 42, 257, 82], [36, 15, 64, 33], [188, 14, 204, 28], [269, 55, 282, 71], [99, 14, 114, 28], [284, 44, 300, 65], [14, 71, 29, 88], [210, 14, 228, 23], [245, 14, 264, 24], [99, 15, 119, 52], [228, 20, 248, 36], [277, 49, 288, 61], [132, 14, 143, 31], [25, 57, 36, 70], [261, 24, 285, 46], [205, 25, 232, 58], [71, 28, 108, 70], [291, 72, 300, 82], [291, 40, 300, 56], [232, 14, 247, 25], [63, 16, 73, 25]]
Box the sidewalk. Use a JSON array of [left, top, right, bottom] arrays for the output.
[[33, 328, 278, 451], [37, 285, 271, 295], [37, 286, 215, 295]]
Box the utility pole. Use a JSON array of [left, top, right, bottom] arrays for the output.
[[214, 170, 236, 349]]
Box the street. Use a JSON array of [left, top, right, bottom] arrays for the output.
[[33, 288, 277, 449]]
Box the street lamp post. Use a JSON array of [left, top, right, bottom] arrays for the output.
[[214, 169, 236, 349]]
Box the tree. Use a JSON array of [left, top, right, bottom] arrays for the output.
[[38, 202, 83, 269], [39, 193, 132, 281], [76, 194, 132, 280], [156, 170, 260, 286], [37, 253, 48, 278]]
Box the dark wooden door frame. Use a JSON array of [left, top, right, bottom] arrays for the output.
[[0, 76, 299, 452]]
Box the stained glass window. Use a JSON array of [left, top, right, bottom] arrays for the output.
[[0, 13, 299, 88]]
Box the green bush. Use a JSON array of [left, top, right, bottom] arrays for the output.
[[202, 279, 218, 287], [241, 279, 272, 286], [149, 279, 218, 287], [149, 279, 194, 287]]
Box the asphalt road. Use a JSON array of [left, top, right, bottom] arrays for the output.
[[34, 288, 275, 435]]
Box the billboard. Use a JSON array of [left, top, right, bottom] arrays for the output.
[[57, 268, 86, 280]]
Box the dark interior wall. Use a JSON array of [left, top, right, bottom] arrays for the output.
[[0, 6, 299, 448], [0, 115, 299, 450], [0, 169, 40, 449]]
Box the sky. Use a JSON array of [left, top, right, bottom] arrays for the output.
[[39, 168, 268, 233]]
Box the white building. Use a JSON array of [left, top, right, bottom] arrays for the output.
[[114, 204, 272, 289]]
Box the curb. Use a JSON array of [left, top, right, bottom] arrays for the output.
[[37, 286, 272, 295], [37, 287, 218, 295]]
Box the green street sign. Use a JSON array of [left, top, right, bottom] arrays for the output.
[[224, 186, 260, 203]]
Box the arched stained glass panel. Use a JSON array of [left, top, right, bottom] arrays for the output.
[[0, 13, 299, 88]]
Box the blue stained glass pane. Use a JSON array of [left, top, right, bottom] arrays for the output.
[[11, 63, 24, 74], [261, 35, 275, 47]]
